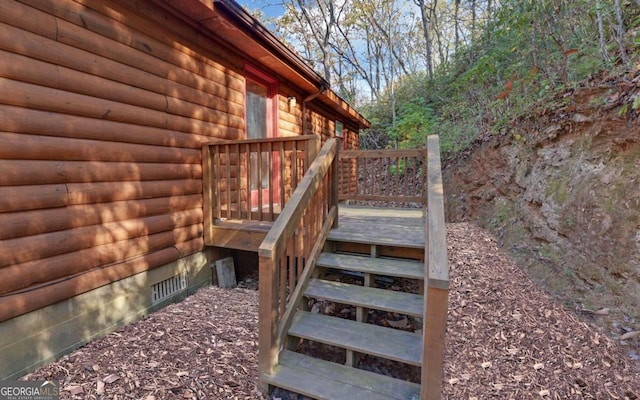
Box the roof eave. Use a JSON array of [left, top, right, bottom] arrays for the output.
[[154, 0, 370, 129]]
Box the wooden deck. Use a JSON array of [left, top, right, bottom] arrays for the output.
[[332, 205, 425, 248], [208, 205, 425, 254], [324, 205, 426, 261]]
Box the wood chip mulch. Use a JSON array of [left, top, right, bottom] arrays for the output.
[[24, 284, 265, 400], [444, 223, 639, 399], [24, 223, 640, 399]]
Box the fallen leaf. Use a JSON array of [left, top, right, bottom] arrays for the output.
[[593, 308, 610, 315], [533, 363, 544, 370], [481, 361, 492, 369], [386, 317, 410, 329], [620, 330, 640, 340], [572, 362, 583, 369], [96, 380, 105, 395], [323, 303, 335, 314], [103, 373, 120, 384], [539, 389, 550, 397], [64, 386, 84, 395], [448, 378, 459, 385]]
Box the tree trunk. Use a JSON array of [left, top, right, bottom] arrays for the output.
[[415, 0, 434, 79], [469, 0, 477, 62], [471, 0, 477, 39], [454, 0, 460, 53], [613, 0, 629, 67], [596, 1, 611, 63], [293, 0, 336, 83], [431, 0, 448, 66]]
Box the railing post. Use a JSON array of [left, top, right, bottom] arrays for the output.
[[201, 144, 214, 245], [307, 135, 320, 168], [421, 135, 449, 400], [258, 255, 279, 393], [330, 141, 339, 228]]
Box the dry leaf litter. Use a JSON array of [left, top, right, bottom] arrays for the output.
[[24, 223, 640, 399]]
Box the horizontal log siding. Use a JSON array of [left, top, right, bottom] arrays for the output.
[[339, 127, 360, 195], [0, 195, 202, 240], [0, 0, 247, 321], [305, 108, 334, 142]]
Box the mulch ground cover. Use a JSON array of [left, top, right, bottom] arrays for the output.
[[25, 223, 640, 399]]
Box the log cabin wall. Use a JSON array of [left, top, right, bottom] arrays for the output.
[[304, 105, 361, 196], [0, 0, 245, 323], [339, 126, 360, 197], [0, 0, 366, 379]]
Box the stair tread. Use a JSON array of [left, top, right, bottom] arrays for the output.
[[289, 311, 422, 366], [306, 279, 423, 317], [327, 227, 424, 249], [317, 253, 424, 280], [262, 350, 420, 400]]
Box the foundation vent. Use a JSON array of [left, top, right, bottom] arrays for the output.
[[151, 273, 187, 305]]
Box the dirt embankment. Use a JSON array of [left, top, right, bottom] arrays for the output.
[[442, 75, 640, 361]]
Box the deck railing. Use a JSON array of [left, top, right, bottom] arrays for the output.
[[201, 135, 319, 244], [338, 148, 429, 204], [257, 138, 339, 386], [336, 137, 449, 400]]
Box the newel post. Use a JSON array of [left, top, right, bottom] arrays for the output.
[[258, 254, 279, 392], [421, 135, 450, 400]]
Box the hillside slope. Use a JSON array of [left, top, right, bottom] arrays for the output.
[[443, 73, 640, 361]]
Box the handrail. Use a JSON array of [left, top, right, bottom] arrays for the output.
[[203, 135, 318, 146], [259, 138, 338, 260], [421, 135, 450, 400], [338, 148, 428, 204], [257, 138, 339, 384]]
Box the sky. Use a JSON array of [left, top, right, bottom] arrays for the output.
[[235, 0, 285, 19]]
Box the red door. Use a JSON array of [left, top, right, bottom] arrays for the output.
[[245, 65, 279, 210]]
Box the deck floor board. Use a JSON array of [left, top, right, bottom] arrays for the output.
[[330, 205, 425, 248], [208, 205, 425, 252]]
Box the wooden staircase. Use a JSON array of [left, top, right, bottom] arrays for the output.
[[257, 136, 449, 400], [262, 226, 426, 400]]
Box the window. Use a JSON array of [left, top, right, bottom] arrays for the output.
[[335, 120, 344, 138]]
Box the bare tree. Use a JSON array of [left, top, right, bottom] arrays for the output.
[[613, 0, 629, 67], [414, 0, 434, 79], [596, 0, 611, 64], [454, 0, 460, 53], [282, 0, 342, 83]]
